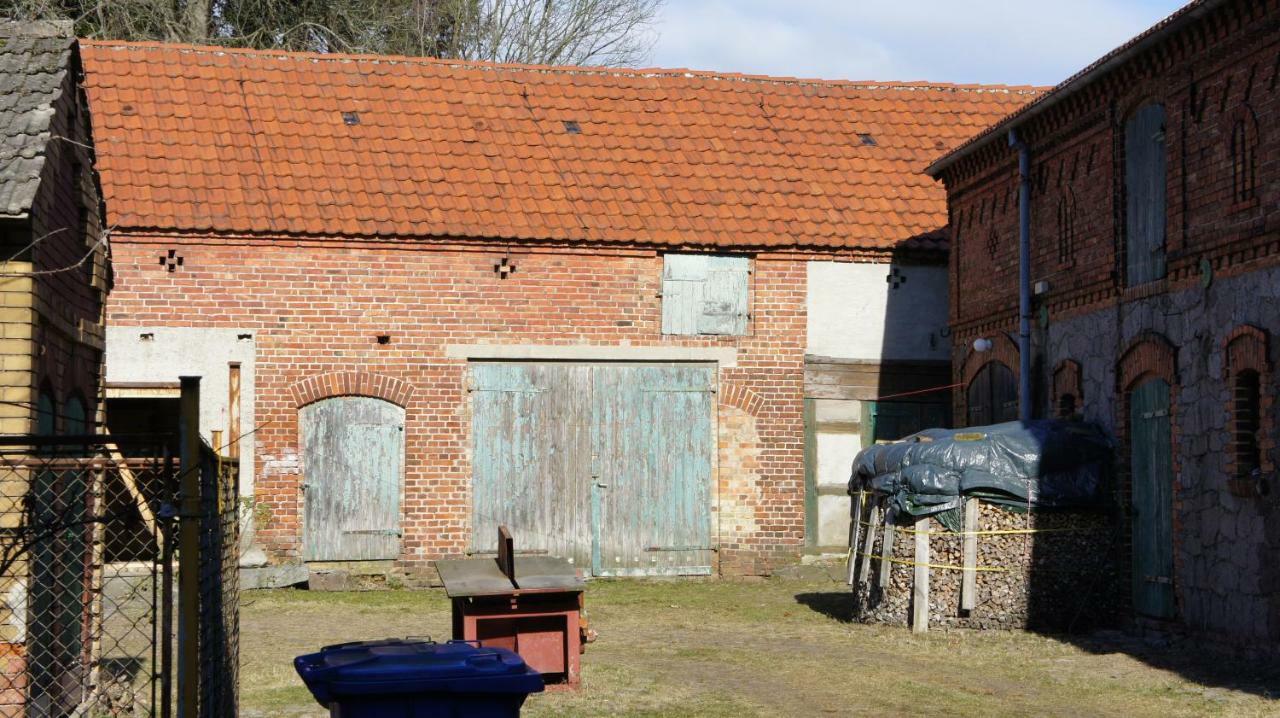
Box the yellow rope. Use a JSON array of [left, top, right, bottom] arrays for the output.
[[855, 550, 1010, 572], [854, 520, 1088, 537]]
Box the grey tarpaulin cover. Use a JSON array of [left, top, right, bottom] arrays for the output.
[[850, 420, 1113, 526]]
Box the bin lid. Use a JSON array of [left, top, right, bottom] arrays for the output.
[[294, 638, 544, 705]]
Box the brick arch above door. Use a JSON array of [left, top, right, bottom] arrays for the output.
[[289, 370, 414, 409], [960, 332, 1019, 387], [1117, 333, 1178, 393]]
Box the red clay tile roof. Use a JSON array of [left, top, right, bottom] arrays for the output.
[[80, 41, 1040, 251]]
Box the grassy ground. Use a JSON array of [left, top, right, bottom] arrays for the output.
[[240, 575, 1278, 717]]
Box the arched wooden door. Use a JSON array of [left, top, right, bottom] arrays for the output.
[[1129, 378, 1175, 618], [966, 361, 1018, 426], [300, 397, 405, 561]]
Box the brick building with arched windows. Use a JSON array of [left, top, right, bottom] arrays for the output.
[[928, 0, 1280, 653]]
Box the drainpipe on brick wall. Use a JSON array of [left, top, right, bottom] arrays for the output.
[[1008, 129, 1033, 423]]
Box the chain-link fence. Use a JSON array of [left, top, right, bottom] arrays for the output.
[[0, 434, 240, 718], [0, 436, 175, 718], [196, 447, 237, 718]]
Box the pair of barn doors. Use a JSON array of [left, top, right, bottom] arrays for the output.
[[470, 362, 716, 576]]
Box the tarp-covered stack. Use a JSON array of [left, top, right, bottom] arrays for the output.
[[848, 420, 1122, 632]]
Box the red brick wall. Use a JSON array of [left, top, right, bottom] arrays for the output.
[[945, 2, 1280, 347], [936, 0, 1280, 647], [106, 238, 809, 575]]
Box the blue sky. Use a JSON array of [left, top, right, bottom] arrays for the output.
[[649, 0, 1188, 86]]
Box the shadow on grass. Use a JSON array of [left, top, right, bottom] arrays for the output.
[[793, 591, 854, 623], [1054, 631, 1280, 700], [792, 589, 1279, 700]]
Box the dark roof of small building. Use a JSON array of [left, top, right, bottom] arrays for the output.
[[0, 20, 75, 219], [80, 41, 1041, 251], [926, 0, 1225, 177]]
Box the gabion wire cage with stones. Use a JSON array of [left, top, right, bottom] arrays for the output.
[[0, 436, 177, 718]]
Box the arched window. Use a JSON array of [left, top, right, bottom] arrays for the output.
[[1124, 103, 1167, 285], [966, 361, 1017, 426], [64, 393, 88, 436], [1232, 370, 1262, 478], [36, 390, 56, 436]]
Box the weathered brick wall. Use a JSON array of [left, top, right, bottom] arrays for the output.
[[106, 239, 809, 575], [938, 1, 1280, 649]]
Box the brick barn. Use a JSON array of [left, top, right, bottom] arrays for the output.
[[928, 0, 1279, 650], [79, 40, 1031, 580]]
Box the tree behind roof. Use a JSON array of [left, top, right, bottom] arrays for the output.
[[0, 0, 662, 66]]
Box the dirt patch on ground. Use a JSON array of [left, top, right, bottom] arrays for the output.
[[240, 577, 1279, 718]]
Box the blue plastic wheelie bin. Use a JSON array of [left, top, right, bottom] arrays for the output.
[[294, 638, 544, 718]]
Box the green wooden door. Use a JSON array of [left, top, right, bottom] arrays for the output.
[[591, 365, 715, 576], [301, 397, 405, 561], [1129, 378, 1175, 618], [470, 364, 594, 567], [471, 363, 715, 576]]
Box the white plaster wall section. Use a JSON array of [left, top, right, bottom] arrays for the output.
[[806, 261, 950, 361], [813, 398, 861, 547], [104, 326, 257, 498]]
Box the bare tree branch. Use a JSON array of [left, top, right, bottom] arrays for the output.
[[1, 0, 662, 66]]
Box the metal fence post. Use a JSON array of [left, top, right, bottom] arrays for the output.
[[178, 376, 201, 718]]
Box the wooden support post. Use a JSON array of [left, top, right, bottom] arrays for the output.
[[846, 488, 864, 585], [103, 442, 161, 549], [878, 515, 896, 588], [960, 498, 979, 612], [912, 516, 930, 634], [857, 499, 880, 587], [228, 363, 241, 459], [178, 376, 200, 718]]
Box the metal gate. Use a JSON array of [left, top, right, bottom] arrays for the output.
[[0, 389, 241, 717], [471, 363, 715, 577], [0, 435, 175, 717], [1129, 378, 1175, 618]]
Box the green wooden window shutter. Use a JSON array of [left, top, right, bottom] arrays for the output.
[[662, 254, 750, 336], [1124, 103, 1167, 286]]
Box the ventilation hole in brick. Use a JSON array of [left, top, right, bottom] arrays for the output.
[[139, 333, 154, 342], [376, 334, 391, 345], [160, 249, 183, 272], [237, 334, 253, 342], [342, 111, 360, 125]]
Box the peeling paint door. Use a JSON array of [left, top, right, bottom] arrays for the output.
[[592, 365, 715, 576], [470, 363, 714, 576], [1130, 378, 1175, 618], [301, 397, 405, 561], [471, 364, 594, 567]]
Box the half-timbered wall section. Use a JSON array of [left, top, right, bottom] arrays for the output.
[[930, 0, 1280, 652]]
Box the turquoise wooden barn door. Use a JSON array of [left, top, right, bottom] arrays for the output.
[[1129, 378, 1175, 618], [300, 397, 405, 561], [592, 365, 715, 576], [470, 363, 594, 568], [470, 362, 715, 577]]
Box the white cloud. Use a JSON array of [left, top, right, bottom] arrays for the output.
[[650, 0, 1187, 85]]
